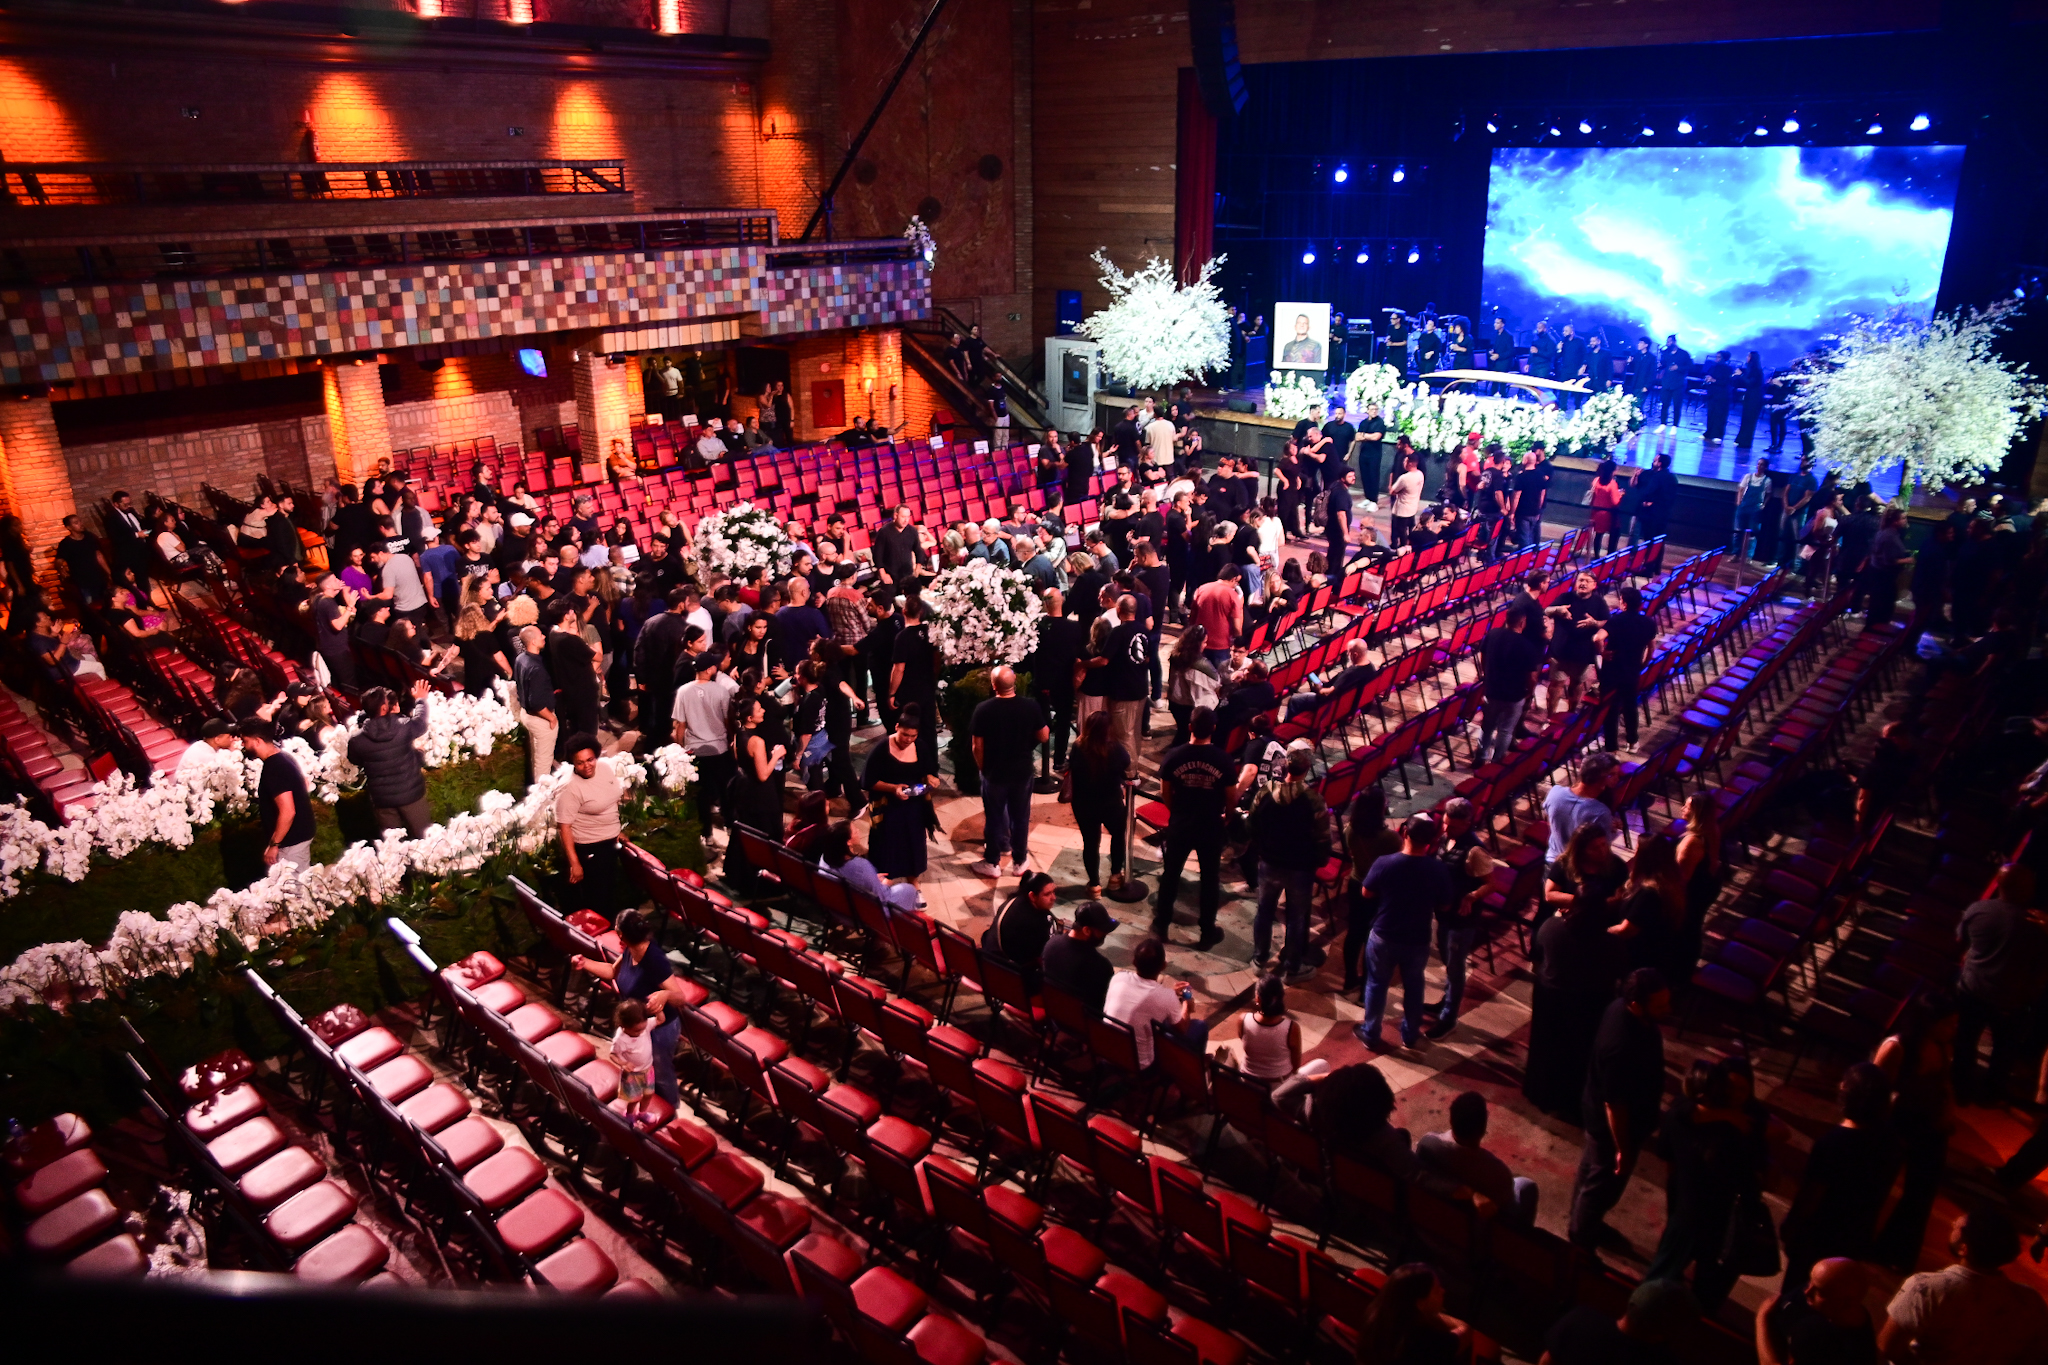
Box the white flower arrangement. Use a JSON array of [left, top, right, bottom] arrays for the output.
[[921, 558, 1042, 667], [0, 750, 694, 1016], [1792, 302, 2047, 489], [903, 216, 936, 267], [1558, 387, 1643, 456], [1263, 371, 1326, 423], [1343, 362, 1408, 416], [0, 687, 521, 901], [1330, 366, 1640, 459], [691, 501, 795, 585], [1077, 249, 1232, 391]]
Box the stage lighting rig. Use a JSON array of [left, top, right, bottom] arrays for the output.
[[1302, 248, 1317, 265], [1485, 116, 1498, 134], [1333, 164, 1348, 183], [1752, 124, 1769, 137], [1406, 244, 1421, 264], [1577, 119, 1592, 134], [1391, 164, 1406, 183], [1867, 120, 1884, 135], [1355, 247, 1369, 264], [1676, 118, 1693, 134], [1910, 113, 1931, 131], [1782, 115, 1800, 134], [1640, 123, 1655, 137]]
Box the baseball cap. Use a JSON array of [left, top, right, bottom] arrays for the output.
[[509, 512, 533, 527], [1072, 901, 1117, 933]]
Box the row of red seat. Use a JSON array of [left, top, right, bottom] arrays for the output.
[[3, 1109, 147, 1275]]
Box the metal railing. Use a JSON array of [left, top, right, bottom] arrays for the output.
[[0, 209, 784, 288], [761, 238, 926, 269], [0, 160, 630, 208]]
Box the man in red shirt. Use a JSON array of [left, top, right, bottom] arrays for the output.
[[1190, 563, 1243, 669]]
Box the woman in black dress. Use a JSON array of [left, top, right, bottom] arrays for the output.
[[1275, 445, 1307, 541], [545, 612, 601, 761], [1646, 1057, 1771, 1312], [455, 604, 511, 698], [862, 705, 937, 890], [1068, 710, 1131, 898], [1524, 822, 1627, 1117], [728, 612, 773, 678], [723, 693, 786, 887]]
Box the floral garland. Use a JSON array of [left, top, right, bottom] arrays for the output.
[[903, 216, 936, 267], [0, 687, 521, 901], [1557, 387, 1643, 457], [691, 501, 796, 584], [921, 559, 1042, 667], [1263, 371, 1326, 422], [1793, 302, 2047, 489], [1342, 362, 1408, 416], [1077, 250, 1232, 390], [0, 745, 700, 1015], [1333, 365, 1642, 458]]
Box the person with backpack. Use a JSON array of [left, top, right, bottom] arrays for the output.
[[1248, 748, 1333, 982]]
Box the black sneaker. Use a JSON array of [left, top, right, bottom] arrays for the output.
[[1195, 926, 1225, 951], [1250, 952, 1270, 970], [1424, 1017, 1456, 1039]]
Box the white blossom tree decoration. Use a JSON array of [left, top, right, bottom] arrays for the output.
[[1792, 303, 2047, 491], [1078, 250, 1231, 390]]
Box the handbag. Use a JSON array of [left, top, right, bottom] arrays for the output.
[[1719, 1188, 1782, 1277]]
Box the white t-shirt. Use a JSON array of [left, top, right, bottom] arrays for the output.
[[1257, 517, 1286, 564], [1239, 1012, 1295, 1080], [176, 739, 221, 781], [673, 674, 738, 753], [1104, 972, 1182, 1068], [1887, 1264, 2048, 1365], [1390, 470, 1426, 519], [611, 1025, 654, 1074], [1146, 419, 1177, 464]]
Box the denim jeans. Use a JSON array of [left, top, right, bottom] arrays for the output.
[[1435, 921, 1476, 1021], [980, 773, 1035, 865], [1481, 695, 1526, 764], [649, 1012, 683, 1106], [1203, 648, 1232, 670], [1361, 933, 1430, 1040], [1515, 513, 1543, 548], [1253, 863, 1315, 969]]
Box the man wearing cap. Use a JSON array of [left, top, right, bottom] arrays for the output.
[[177, 717, 240, 782], [1043, 901, 1117, 1017], [495, 511, 536, 571], [1542, 1276, 1699, 1364], [245, 720, 317, 870]]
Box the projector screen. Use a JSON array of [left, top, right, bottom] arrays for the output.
[[1480, 145, 1964, 368]]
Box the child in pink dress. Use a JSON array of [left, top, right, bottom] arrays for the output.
[[611, 999, 657, 1126]]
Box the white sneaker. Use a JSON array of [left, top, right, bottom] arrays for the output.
[[971, 860, 1002, 879], [1012, 856, 1034, 874]]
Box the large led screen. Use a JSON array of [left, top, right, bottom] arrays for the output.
[[1480, 145, 1964, 368]]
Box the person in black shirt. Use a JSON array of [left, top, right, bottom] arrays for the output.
[[1383, 313, 1409, 375], [1544, 1278, 1699, 1365], [1527, 319, 1557, 379], [246, 720, 317, 869], [1320, 406, 1357, 488], [1632, 453, 1679, 571], [1600, 584, 1659, 751], [889, 595, 940, 773], [1758, 1258, 1878, 1365], [310, 573, 358, 689], [1568, 967, 1671, 1251], [1414, 318, 1444, 376], [54, 516, 111, 609], [1151, 706, 1236, 948], [1042, 900, 1117, 1016], [1780, 1063, 1899, 1297], [1702, 351, 1734, 443], [1063, 430, 1096, 507], [1100, 595, 1151, 761], [1557, 322, 1587, 407], [1110, 408, 1142, 467], [984, 871, 1057, 985], [873, 503, 925, 586], [1479, 603, 1542, 763], [1355, 401, 1388, 493], [1025, 587, 1084, 770], [970, 665, 1049, 879], [1325, 468, 1358, 571]]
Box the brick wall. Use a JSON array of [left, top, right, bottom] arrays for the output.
[[780, 328, 904, 443], [324, 363, 394, 485], [571, 352, 646, 468], [0, 398, 76, 582], [387, 391, 526, 460], [63, 418, 319, 527]]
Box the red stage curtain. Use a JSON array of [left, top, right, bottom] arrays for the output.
[[1174, 67, 1218, 284]]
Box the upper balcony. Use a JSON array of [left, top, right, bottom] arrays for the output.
[[0, 159, 631, 210]]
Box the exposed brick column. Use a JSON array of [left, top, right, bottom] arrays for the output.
[[572, 351, 644, 471], [0, 395, 76, 585], [323, 360, 393, 487]]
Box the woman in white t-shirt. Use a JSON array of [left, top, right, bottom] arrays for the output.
[[1388, 451, 1427, 547]]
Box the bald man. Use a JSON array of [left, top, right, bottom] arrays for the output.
[[1760, 1259, 1876, 1365], [970, 664, 1050, 879]]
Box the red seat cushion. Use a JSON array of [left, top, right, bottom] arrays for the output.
[[731, 1026, 789, 1068], [1170, 1309, 1249, 1365], [734, 1189, 813, 1250], [1040, 1224, 1107, 1281], [15, 1147, 107, 1216], [792, 1231, 864, 1286], [972, 1059, 1027, 1094], [822, 1083, 882, 1126], [184, 1083, 265, 1139], [506, 1003, 565, 1043], [178, 1049, 254, 1102], [238, 1146, 326, 1210], [852, 1264, 929, 1332], [533, 1237, 620, 1294], [1097, 1268, 1168, 1327], [984, 1182, 1044, 1233], [536, 1031, 597, 1070], [308, 1003, 372, 1046], [435, 1117, 506, 1172], [695, 1150, 766, 1210], [293, 1224, 391, 1284], [700, 1001, 751, 1035], [207, 1116, 288, 1176], [464, 1147, 548, 1211], [27, 1189, 122, 1257], [473, 979, 527, 1014], [443, 951, 506, 990], [334, 1026, 404, 1071], [574, 1058, 622, 1103], [651, 1116, 719, 1170], [606, 1278, 662, 1299], [907, 1313, 987, 1365], [775, 1056, 832, 1092], [565, 909, 612, 936], [363, 1054, 433, 1103], [263, 1181, 358, 1251], [65, 1231, 147, 1278], [868, 1116, 934, 1163], [397, 1083, 472, 1134], [495, 1187, 584, 1256]]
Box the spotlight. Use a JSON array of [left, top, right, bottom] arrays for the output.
[[1910, 112, 1931, 131], [1753, 124, 1769, 137], [1782, 116, 1800, 134], [1641, 124, 1655, 137], [1391, 164, 1406, 183], [1406, 245, 1421, 265], [1355, 248, 1369, 264], [1577, 119, 1592, 134], [1676, 118, 1693, 134], [1333, 164, 1349, 183], [1301, 248, 1316, 265], [1547, 124, 1561, 138], [1866, 121, 1884, 135], [1485, 118, 1498, 134]]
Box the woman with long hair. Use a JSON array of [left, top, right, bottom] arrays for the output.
[[722, 692, 786, 888], [454, 603, 511, 698], [1352, 1263, 1467, 1364], [1165, 624, 1221, 747], [1589, 458, 1625, 555], [1673, 790, 1723, 982], [1617, 831, 1685, 977], [1872, 990, 1959, 1270], [862, 704, 937, 892], [1524, 821, 1628, 1116], [1069, 709, 1131, 898]]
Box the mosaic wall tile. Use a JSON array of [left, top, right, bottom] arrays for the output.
[[0, 249, 930, 384]]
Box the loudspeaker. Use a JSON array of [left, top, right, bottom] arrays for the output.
[[1188, 0, 1246, 120], [1225, 397, 1257, 413]]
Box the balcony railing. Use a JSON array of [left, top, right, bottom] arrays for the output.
[[762, 239, 927, 269], [0, 209, 786, 287], [0, 159, 630, 208]]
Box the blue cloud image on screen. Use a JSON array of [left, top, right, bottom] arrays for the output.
[[1481, 145, 1963, 367]]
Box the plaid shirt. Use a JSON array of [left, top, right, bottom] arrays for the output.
[[825, 589, 870, 647]]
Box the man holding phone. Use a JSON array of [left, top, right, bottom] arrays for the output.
[[1104, 936, 1208, 1068]]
